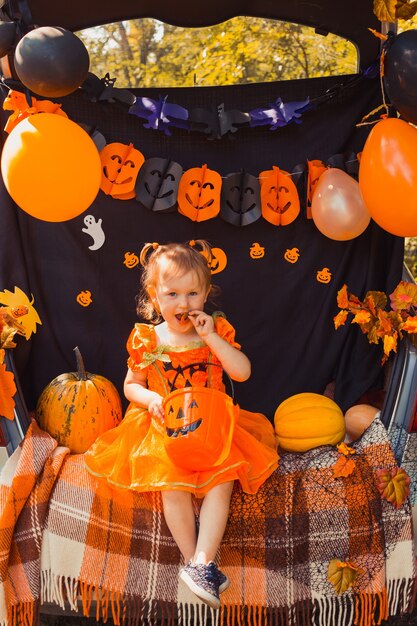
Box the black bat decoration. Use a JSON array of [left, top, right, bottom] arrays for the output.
[[189, 103, 250, 140]]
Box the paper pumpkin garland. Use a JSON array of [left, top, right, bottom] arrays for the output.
[[260, 166, 300, 226], [220, 170, 261, 226], [178, 164, 222, 222], [100, 142, 144, 200], [136, 157, 183, 212]]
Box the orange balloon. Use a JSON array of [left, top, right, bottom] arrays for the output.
[[359, 118, 417, 237], [1, 113, 101, 222]]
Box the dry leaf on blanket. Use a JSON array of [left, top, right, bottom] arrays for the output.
[[376, 467, 411, 509], [333, 455, 356, 478], [328, 559, 359, 594]]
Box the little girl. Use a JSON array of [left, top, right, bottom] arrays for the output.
[[85, 240, 279, 609]]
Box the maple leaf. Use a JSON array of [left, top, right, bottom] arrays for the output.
[[0, 287, 42, 340], [376, 309, 394, 336], [0, 349, 16, 420], [352, 310, 371, 326], [376, 467, 410, 509], [0, 324, 17, 349], [336, 285, 349, 309], [364, 291, 387, 313], [328, 559, 359, 594], [396, 0, 417, 18], [333, 455, 356, 478], [337, 442, 356, 456], [373, 0, 397, 21], [383, 333, 397, 358], [402, 316, 417, 333], [390, 281, 417, 311], [334, 310, 348, 329]]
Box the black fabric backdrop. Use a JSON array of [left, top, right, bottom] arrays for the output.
[[0, 73, 404, 420]]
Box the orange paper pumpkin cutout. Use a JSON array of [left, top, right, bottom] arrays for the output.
[[260, 166, 300, 226], [250, 243, 265, 259], [100, 142, 144, 199], [3, 90, 68, 134], [317, 267, 332, 284], [307, 160, 326, 218], [178, 164, 221, 222], [284, 247, 300, 264], [76, 290, 92, 307]]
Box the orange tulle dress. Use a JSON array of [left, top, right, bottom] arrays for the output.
[[84, 316, 279, 497]]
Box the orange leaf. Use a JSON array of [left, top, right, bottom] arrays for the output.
[[336, 285, 349, 309], [334, 310, 348, 330], [328, 559, 359, 594], [383, 333, 397, 357], [402, 316, 417, 333], [333, 455, 356, 478], [376, 467, 410, 509], [390, 281, 417, 311], [364, 291, 387, 313], [0, 350, 16, 420], [337, 442, 356, 456], [352, 310, 371, 326]]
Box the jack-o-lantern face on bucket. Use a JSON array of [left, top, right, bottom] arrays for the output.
[[165, 397, 203, 438], [100, 142, 144, 199], [162, 378, 237, 471], [260, 166, 300, 226], [136, 157, 183, 212], [178, 164, 221, 221]]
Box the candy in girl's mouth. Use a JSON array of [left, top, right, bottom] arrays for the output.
[[176, 313, 189, 322]]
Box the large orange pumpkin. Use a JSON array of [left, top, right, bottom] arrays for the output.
[[36, 347, 122, 453], [274, 392, 345, 452]]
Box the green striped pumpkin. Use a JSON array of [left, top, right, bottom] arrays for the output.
[[36, 346, 122, 453]]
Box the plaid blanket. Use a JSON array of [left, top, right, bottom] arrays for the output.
[[0, 418, 415, 626]]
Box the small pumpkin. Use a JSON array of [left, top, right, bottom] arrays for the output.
[[344, 404, 380, 441], [36, 346, 122, 453], [274, 392, 345, 452]]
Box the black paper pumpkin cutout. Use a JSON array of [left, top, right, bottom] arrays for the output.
[[220, 169, 261, 226], [135, 157, 183, 212]]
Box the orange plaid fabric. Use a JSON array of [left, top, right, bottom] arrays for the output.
[[0, 419, 415, 626]]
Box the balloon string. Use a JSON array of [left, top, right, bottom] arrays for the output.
[[356, 49, 391, 127]]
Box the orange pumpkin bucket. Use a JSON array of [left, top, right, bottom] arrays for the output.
[[162, 362, 238, 471]]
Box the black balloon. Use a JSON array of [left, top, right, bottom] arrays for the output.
[[0, 21, 16, 58], [14, 26, 89, 98], [383, 29, 417, 126]]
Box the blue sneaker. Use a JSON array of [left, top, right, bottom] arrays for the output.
[[180, 561, 221, 609], [215, 565, 230, 594]]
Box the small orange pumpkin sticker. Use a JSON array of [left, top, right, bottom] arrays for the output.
[[100, 142, 144, 199], [259, 166, 300, 226], [250, 243, 265, 259], [178, 164, 222, 222], [284, 248, 300, 264], [123, 252, 139, 268], [76, 290, 92, 307], [317, 268, 332, 284], [201, 247, 228, 275]]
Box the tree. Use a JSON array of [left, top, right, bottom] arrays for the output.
[[78, 16, 357, 88]]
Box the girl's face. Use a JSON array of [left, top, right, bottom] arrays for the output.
[[150, 268, 209, 333]]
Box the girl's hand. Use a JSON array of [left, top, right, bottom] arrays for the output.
[[188, 310, 216, 339], [148, 393, 164, 422]]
